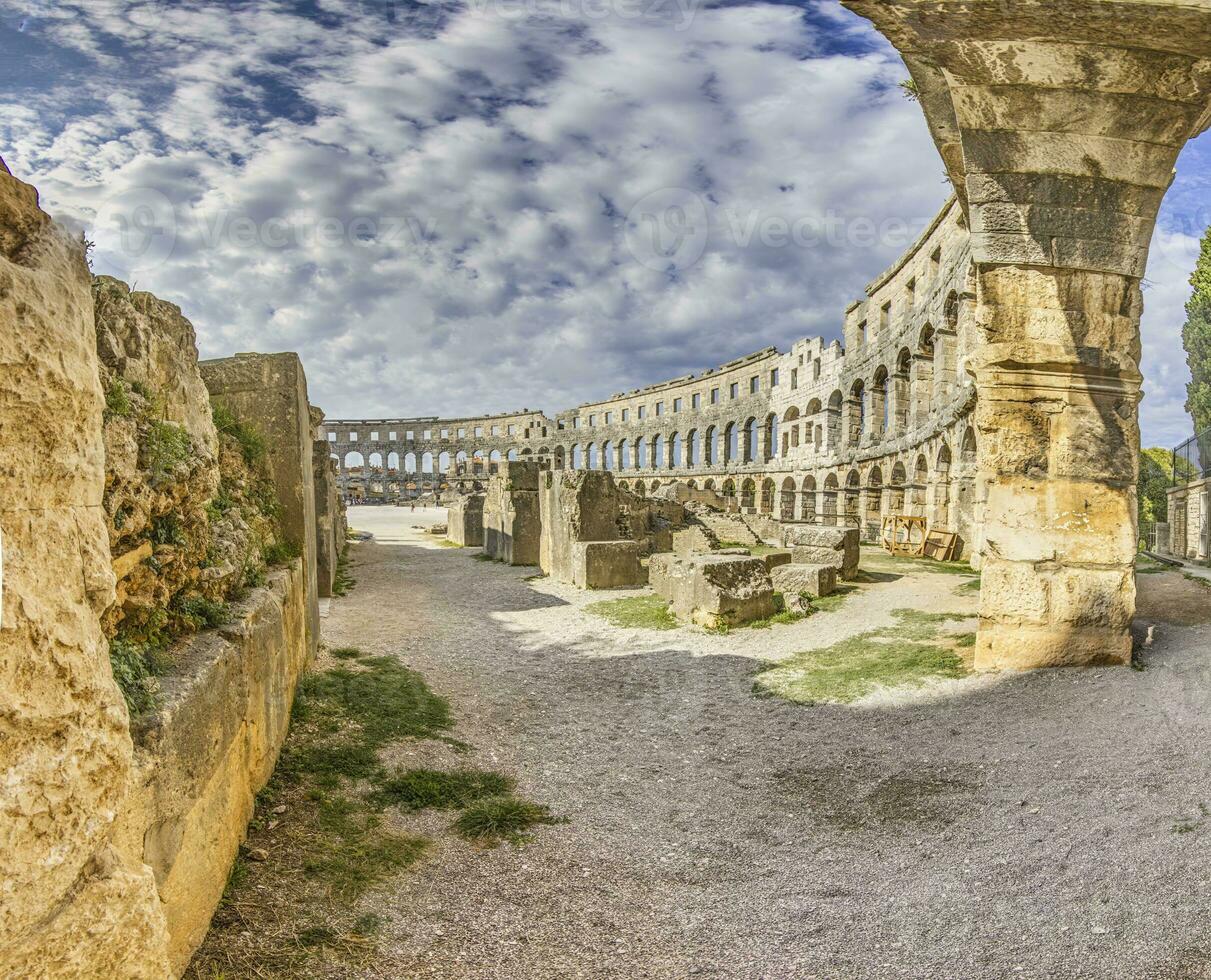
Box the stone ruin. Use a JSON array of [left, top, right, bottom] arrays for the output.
[[0, 159, 346, 976], [447, 492, 485, 547], [482, 461, 542, 565]]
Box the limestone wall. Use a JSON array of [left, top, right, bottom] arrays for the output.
[[112, 560, 309, 972], [202, 353, 320, 658], [0, 162, 173, 976], [1, 160, 323, 977]]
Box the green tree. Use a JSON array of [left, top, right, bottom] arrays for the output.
[[1183, 225, 1211, 433], [1138, 446, 1174, 524]]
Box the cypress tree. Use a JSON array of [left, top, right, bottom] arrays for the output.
[[1183, 225, 1211, 434]]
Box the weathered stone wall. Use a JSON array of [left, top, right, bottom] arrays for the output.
[[483, 461, 541, 565], [312, 409, 346, 599], [112, 560, 309, 973], [202, 353, 320, 659], [0, 161, 172, 976], [448, 492, 485, 547]]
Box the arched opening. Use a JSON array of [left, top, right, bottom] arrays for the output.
[[827, 390, 843, 451], [871, 366, 889, 438], [782, 406, 801, 455], [760, 477, 775, 513], [619, 438, 631, 470], [741, 477, 756, 510], [635, 436, 647, 470], [653, 434, 665, 470], [744, 417, 759, 463], [764, 413, 778, 461], [780, 476, 796, 520], [724, 422, 738, 464], [895, 348, 912, 431], [846, 379, 865, 447], [588, 443, 599, 469], [344, 451, 365, 472], [603, 440, 614, 470], [801, 475, 817, 522], [573, 444, 584, 470], [890, 460, 907, 514], [915, 325, 936, 422], [387, 451, 400, 472], [866, 465, 884, 530], [634, 479, 647, 497], [912, 453, 929, 515], [845, 468, 862, 527], [369, 452, 384, 471], [422, 451, 434, 473], [670, 432, 683, 468], [688, 429, 700, 467], [822, 473, 839, 525], [704, 425, 717, 465], [553, 445, 565, 470], [507, 449, 519, 461], [439, 451, 451, 472]]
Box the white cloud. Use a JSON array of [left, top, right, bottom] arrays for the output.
[[3, 0, 1202, 448]]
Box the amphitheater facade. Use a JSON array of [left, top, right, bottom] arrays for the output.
[[322, 198, 984, 558]]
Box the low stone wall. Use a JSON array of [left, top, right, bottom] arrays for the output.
[[111, 559, 309, 973], [448, 493, 485, 547]]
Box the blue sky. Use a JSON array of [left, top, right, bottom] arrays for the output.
[[1, 0, 1207, 448]]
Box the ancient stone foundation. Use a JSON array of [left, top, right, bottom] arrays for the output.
[[483, 461, 541, 565], [540, 470, 645, 587], [112, 560, 309, 971], [650, 553, 777, 629], [784, 525, 860, 582]]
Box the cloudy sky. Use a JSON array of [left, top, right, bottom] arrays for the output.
[[2, 0, 1207, 448]]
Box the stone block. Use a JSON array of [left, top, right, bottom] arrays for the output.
[[201, 352, 319, 658], [770, 562, 836, 599], [482, 469, 540, 566], [784, 525, 860, 580], [540, 470, 628, 583], [572, 541, 646, 589], [448, 493, 485, 547], [762, 550, 792, 572], [650, 553, 776, 628]]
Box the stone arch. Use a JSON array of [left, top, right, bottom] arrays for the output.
[[369, 452, 383, 470], [652, 434, 664, 469], [801, 474, 817, 522], [741, 477, 757, 510], [572, 444, 584, 470], [404, 451, 417, 473], [635, 435, 647, 470], [344, 450, 365, 470], [760, 477, 775, 513], [687, 428, 700, 467], [780, 476, 796, 520], [507, 449, 519, 461], [439, 450, 451, 472], [822, 472, 839, 525], [670, 432, 683, 468], [553, 445, 565, 470], [846, 379, 865, 446], [387, 451, 400, 472], [745, 416, 759, 463], [619, 438, 631, 470], [826, 390, 843, 450], [602, 440, 614, 470], [588, 443, 599, 469], [872, 365, 890, 438], [422, 451, 434, 473]]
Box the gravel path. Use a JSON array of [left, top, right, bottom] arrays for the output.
[[323, 506, 1211, 980]]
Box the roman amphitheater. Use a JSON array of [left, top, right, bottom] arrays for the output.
[[5, 1, 1211, 978], [326, 198, 981, 556]]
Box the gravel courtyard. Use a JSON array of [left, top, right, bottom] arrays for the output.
[[322, 505, 1211, 980]]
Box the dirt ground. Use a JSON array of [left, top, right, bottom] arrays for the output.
[[223, 505, 1211, 980]]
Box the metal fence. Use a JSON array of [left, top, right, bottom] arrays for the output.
[[1173, 428, 1211, 484]]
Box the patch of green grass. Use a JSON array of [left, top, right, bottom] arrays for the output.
[[860, 548, 975, 577], [292, 655, 461, 753], [330, 647, 362, 660], [1183, 572, 1211, 590], [754, 608, 975, 705], [371, 768, 514, 811], [452, 794, 565, 845], [333, 545, 356, 596], [586, 594, 679, 630], [806, 584, 857, 614], [212, 403, 267, 467], [436, 539, 463, 548], [191, 647, 561, 979], [953, 576, 981, 595]]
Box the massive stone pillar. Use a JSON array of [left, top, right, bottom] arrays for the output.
[[844, 0, 1211, 668]]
